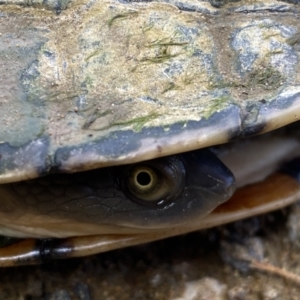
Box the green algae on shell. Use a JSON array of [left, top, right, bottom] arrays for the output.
[[0, 0, 299, 265], [0, 0, 299, 184]]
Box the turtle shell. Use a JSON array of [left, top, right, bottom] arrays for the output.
[[0, 0, 300, 184], [0, 0, 300, 265]]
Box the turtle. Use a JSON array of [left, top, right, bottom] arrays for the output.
[[0, 0, 299, 266]]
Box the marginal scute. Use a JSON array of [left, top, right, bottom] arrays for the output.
[[0, 138, 50, 184]]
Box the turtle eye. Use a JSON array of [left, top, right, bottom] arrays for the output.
[[127, 166, 159, 198], [119, 156, 185, 207]]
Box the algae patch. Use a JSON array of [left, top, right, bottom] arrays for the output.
[[208, 65, 284, 92], [202, 96, 231, 118], [112, 113, 160, 132], [247, 66, 284, 90]]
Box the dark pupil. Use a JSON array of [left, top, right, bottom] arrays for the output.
[[137, 171, 151, 186]]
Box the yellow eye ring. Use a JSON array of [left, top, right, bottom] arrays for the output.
[[131, 167, 157, 191], [119, 156, 186, 207], [126, 165, 161, 201]]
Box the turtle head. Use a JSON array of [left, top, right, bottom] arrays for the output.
[[0, 149, 235, 238]]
